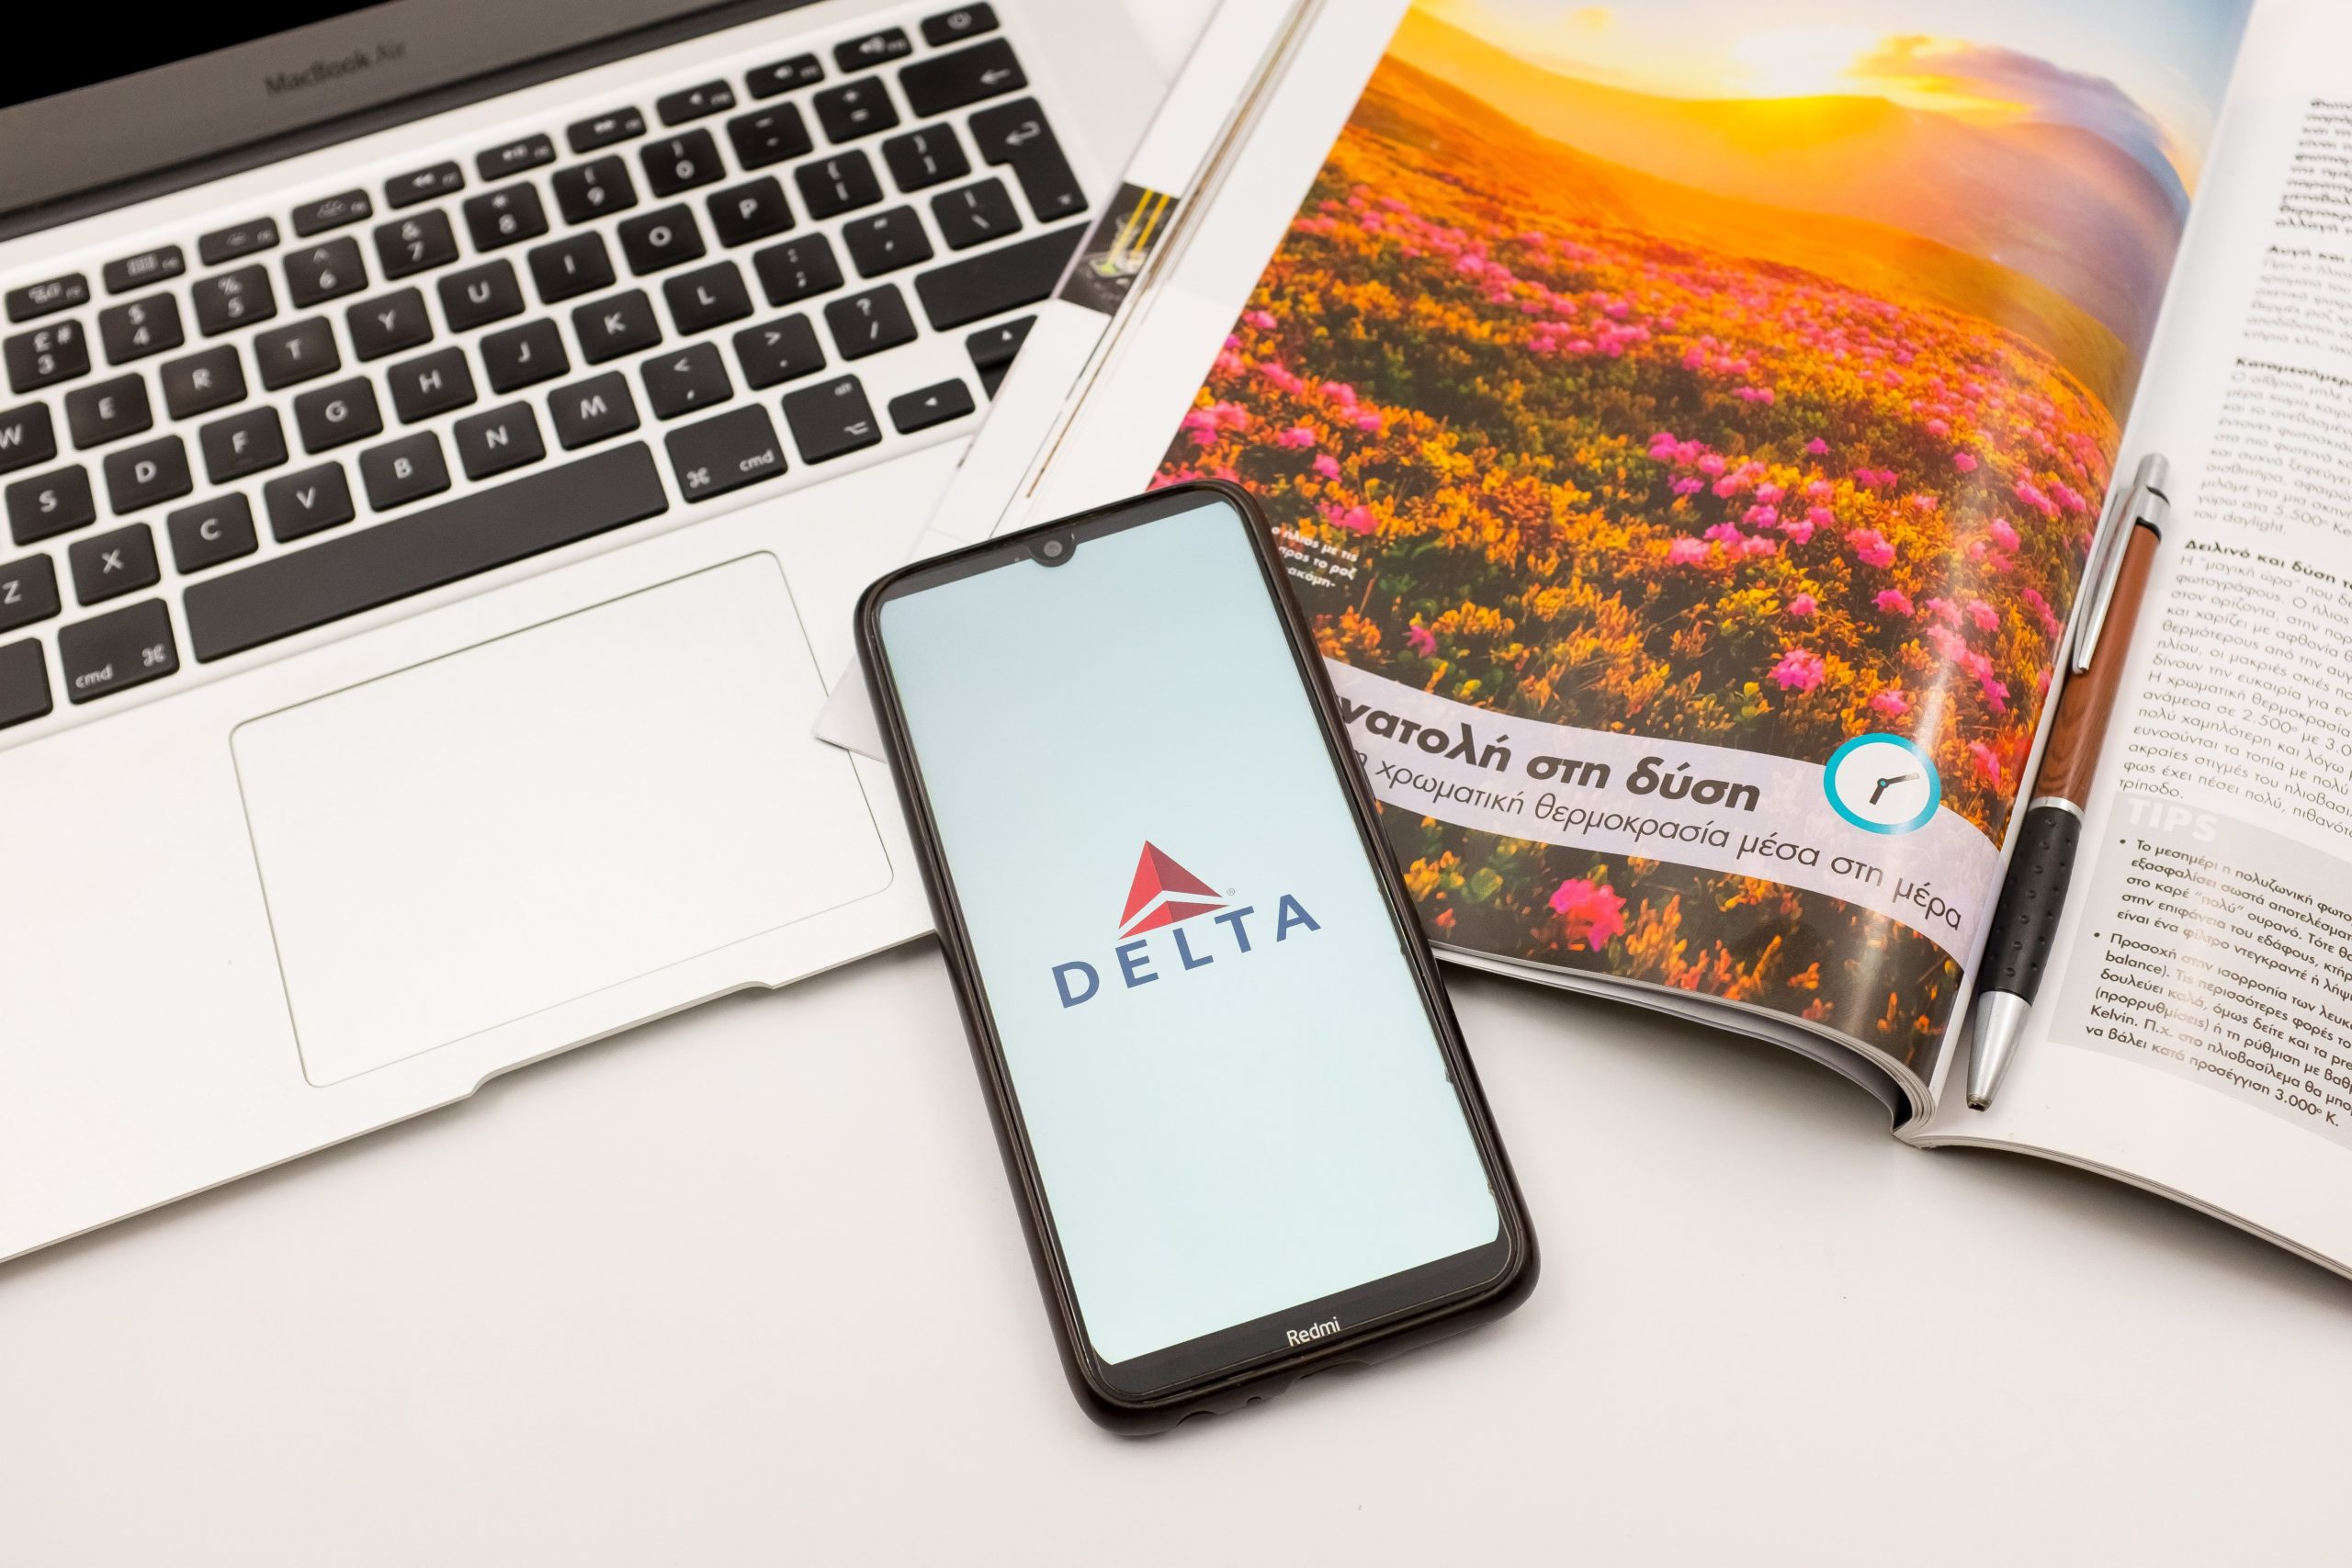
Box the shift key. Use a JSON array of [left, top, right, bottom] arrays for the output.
[[666, 404, 786, 501], [58, 597, 178, 703]]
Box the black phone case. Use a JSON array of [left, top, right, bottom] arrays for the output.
[[856, 480, 1539, 1434]]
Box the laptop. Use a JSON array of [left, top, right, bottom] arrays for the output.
[[0, 0, 1160, 1259]]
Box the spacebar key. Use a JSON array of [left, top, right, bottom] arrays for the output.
[[184, 444, 669, 661]]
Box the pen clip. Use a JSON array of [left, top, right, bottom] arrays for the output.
[[2071, 453, 2170, 677]]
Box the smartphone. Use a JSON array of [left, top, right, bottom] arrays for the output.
[[857, 481, 1536, 1433]]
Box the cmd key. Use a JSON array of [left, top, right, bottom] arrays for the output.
[[666, 403, 786, 500]]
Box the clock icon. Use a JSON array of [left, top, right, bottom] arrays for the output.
[[1824, 733, 1941, 835]]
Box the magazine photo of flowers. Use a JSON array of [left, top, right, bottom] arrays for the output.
[[1152, 0, 2246, 1071]]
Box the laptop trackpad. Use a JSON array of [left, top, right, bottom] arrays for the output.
[[233, 555, 892, 1087]]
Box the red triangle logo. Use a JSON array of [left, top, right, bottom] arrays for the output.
[[1118, 842, 1225, 935]]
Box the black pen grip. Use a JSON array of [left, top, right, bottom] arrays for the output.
[[1980, 804, 2082, 1004]]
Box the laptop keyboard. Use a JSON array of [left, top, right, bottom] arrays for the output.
[[0, 4, 1080, 730]]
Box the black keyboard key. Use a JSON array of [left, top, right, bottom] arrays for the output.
[[285, 239, 368, 308], [0, 637, 49, 726], [708, 177, 794, 246], [640, 342, 730, 419], [99, 294, 183, 364], [836, 28, 911, 73], [198, 220, 277, 267], [345, 288, 434, 361], [843, 207, 933, 277], [292, 191, 372, 237], [749, 54, 823, 97], [102, 246, 185, 295], [663, 262, 752, 333], [102, 436, 190, 513], [359, 432, 450, 510], [968, 100, 1084, 222], [438, 261, 526, 331], [187, 444, 666, 661], [640, 130, 725, 197], [6, 318, 88, 393], [797, 152, 884, 219], [659, 81, 736, 125], [481, 320, 568, 392], [200, 407, 286, 483], [192, 266, 277, 334], [476, 134, 556, 183], [0, 637, 49, 727], [824, 284, 916, 359], [921, 5, 997, 46], [168, 494, 259, 574], [375, 210, 459, 279], [293, 378, 382, 453], [264, 463, 356, 541], [553, 156, 638, 225], [69, 523, 159, 604], [782, 374, 881, 463], [883, 127, 969, 193], [254, 318, 339, 389], [814, 80, 899, 143], [932, 177, 1021, 250], [6, 274, 88, 322], [386, 162, 464, 209], [573, 290, 662, 364], [966, 313, 1033, 391], [914, 223, 1080, 330], [734, 315, 824, 389], [453, 402, 544, 479], [727, 105, 812, 172], [6, 466, 94, 544], [62, 379, 141, 449], [58, 597, 175, 702], [549, 372, 639, 448], [0, 402, 58, 471], [0, 553, 59, 631], [666, 403, 785, 500], [160, 344, 244, 419], [569, 107, 646, 153], [464, 183, 549, 251], [753, 234, 842, 306], [387, 346, 476, 423], [529, 232, 615, 303], [900, 39, 1026, 118], [617, 206, 707, 276], [889, 377, 975, 433]]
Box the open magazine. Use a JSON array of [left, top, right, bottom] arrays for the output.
[[831, 0, 2352, 1275]]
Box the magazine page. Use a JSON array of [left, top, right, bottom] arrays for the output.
[[1917, 0, 2352, 1275], [1012, 0, 2252, 1108]]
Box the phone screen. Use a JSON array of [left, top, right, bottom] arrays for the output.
[[871, 491, 1508, 1393]]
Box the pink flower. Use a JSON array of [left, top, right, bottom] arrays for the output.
[[1927, 596, 1960, 626], [1698, 454, 1727, 477], [1928, 625, 1969, 662], [1967, 599, 1999, 634], [1849, 528, 1895, 570], [1870, 688, 1909, 718], [1549, 878, 1627, 950], [1354, 410, 1384, 433], [1779, 516, 1815, 545], [1770, 648, 1826, 693], [1805, 437, 1830, 456], [1243, 309, 1277, 331], [1989, 518, 2021, 553], [1969, 741, 2003, 785], [1787, 592, 1817, 618], [1667, 537, 1709, 565], [1313, 454, 1341, 479], [1952, 452, 1979, 474], [1670, 477, 1706, 496], [1874, 589, 1914, 616], [1275, 424, 1317, 449], [1806, 505, 1835, 529], [1321, 380, 1358, 406], [2021, 587, 2061, 637], [1321, 502, 1375, 535], [1406, 622, 1437, 657]]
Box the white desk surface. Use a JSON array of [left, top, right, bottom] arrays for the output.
[[8, 6, 2352, 1563]]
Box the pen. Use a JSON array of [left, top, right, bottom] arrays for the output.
[[1967, 454, 2170, 1111]]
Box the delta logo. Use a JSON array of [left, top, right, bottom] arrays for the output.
[[1051, 841, 1321, 1008]]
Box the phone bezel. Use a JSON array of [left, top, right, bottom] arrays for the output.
[[857, 480, 1538, 1432]]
